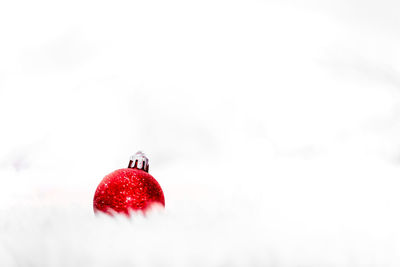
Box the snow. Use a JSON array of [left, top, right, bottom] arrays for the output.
[[1, 0, 400, 266]]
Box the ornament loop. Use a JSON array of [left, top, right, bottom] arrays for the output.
[[128, 151, 149, 172]]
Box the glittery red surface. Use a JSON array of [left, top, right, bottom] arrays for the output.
[[93, 168, 165, 216]]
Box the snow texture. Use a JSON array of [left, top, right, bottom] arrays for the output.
[[1, 0, 400, 266]]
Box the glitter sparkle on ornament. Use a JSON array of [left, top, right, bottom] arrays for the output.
[[93, 151, 165, 216]]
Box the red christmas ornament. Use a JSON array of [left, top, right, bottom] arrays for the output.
[[93, 151, 165, 216]]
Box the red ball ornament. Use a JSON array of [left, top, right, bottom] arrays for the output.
[[93, 151, 165, 216]]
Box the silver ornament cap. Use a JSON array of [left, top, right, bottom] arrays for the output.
[[128, 151, 149, 172]]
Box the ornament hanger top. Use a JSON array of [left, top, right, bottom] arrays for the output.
[[128, 151, 149, 172]]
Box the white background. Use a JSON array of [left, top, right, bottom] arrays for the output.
[[1, 0, 400, 266]]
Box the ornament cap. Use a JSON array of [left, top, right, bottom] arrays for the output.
[[128, 151, 149, 172]]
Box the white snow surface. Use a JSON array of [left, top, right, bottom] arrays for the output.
[[1, 0, 400, 266]]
